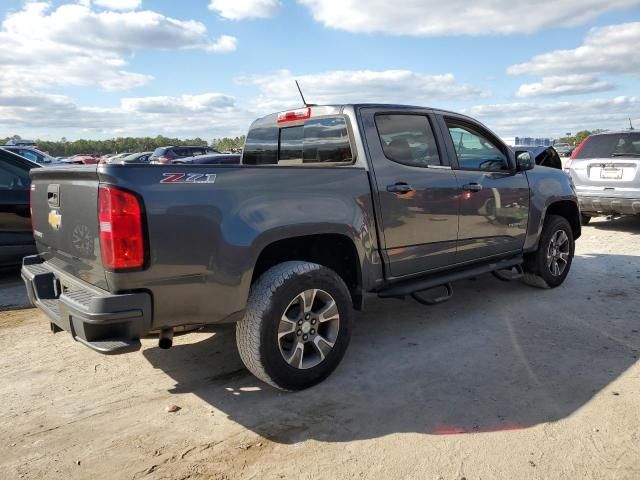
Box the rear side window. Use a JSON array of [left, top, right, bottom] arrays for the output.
[[0, 157, 30, 191], [151, 148, 166, 157], [575, 132, 640, 159], [19, 149, 40, 163], [375, 114, 441, 167], [243, 117, 352, 165]]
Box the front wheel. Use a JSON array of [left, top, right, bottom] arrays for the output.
[[523, 215, 575, 289], [236, 261, 352, 391]]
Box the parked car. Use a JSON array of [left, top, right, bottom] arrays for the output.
[[567, 130, 640, 224], [553, 143, 574, 157], [22, 104, 580, 390], [511, 145, 563, 169], [117, 152, 152, 164], [149, 146, 219, 164], [172, 153, 241, 165], [4, 138, 36, 147], [101, 153, 132, 164], [1, 145, 59, 166], [0, 148, 39, 267], [61, 154, 100, 165]]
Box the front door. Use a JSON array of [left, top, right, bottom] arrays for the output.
[[439, 117, 530, 263], [361, 109, 460, 278]]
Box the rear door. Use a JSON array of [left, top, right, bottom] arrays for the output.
[[569, 132, 640, 197], [437, 115, 530, 263], [361, 108, 460, 277]]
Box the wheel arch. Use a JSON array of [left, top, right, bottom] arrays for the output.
[[545, 200, 581, 240], [251, 233, 364, 310]]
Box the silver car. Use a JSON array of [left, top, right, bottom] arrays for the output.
[[567, 130, 640, 224]]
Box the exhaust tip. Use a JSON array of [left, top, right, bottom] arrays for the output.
[[158, 327, 174, 349]]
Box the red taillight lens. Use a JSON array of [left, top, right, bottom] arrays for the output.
[[98, 185, 144, 270], [277, 107, 311, 123], [570, 136, 590, 160]]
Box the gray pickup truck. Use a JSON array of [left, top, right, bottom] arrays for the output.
[[22, 104, 580, 390]]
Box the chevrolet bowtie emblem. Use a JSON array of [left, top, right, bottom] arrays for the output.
[[48, 209, 62, 230]]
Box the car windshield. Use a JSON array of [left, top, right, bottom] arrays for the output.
[[575, 132, 640, 158]]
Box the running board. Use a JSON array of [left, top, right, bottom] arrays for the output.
[[378, 256, 524, 298]]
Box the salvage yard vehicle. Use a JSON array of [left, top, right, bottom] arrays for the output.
[[567, 130, 640, 224], [22, 104, 581, 390], [0, 148, 38, 266]]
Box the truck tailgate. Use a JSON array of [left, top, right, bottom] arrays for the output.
[[30, 165, 108, 290]]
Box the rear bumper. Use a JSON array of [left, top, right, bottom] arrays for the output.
[[21, 255, 152, 354], [578, 195, 640, 216]]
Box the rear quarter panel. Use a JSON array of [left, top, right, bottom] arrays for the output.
[[100, 164, 379, 328]]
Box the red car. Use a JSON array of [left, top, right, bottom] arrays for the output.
[[61, 154, 100, 165]]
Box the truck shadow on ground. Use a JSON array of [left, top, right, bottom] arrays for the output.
[[143, 253, 640, 444], [587, 215, 640, 235]]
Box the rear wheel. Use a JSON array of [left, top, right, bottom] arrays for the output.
[[523, 215, 575, 289], [236, 261, 352, 391]]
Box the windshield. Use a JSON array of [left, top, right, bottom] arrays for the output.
[[575, 132, 640, 158]]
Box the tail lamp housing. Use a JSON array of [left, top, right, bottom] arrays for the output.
[[98, 185, 145, 270]]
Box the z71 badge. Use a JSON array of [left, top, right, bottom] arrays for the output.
[[160, 173, 217, 184]]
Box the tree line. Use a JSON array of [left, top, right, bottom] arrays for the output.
[[555, 130, 604, 146], [2, 134, 246, 157]]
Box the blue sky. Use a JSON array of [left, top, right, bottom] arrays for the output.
[[0, 0, 639, 141]]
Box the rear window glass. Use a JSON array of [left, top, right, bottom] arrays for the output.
[[575, 132, 640, 158], [243, 117, 352, 165]]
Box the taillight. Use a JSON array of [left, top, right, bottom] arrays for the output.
[[98, 185, 144, 270], [277, 107, 311, 123], [570, 137, 590, 160]]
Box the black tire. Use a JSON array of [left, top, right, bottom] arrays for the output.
[[522, 214, 575, 289], [236, 261, 352, 391], [581, 214, 592, 225]]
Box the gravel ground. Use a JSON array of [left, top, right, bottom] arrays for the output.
[[1, 216, 639, 480]]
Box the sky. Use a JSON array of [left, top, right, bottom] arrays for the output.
[[0, 0, 639, 141]]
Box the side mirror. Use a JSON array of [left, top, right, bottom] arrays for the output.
[[515, 151, 534, 171]]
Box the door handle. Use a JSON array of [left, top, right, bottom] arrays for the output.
[[462, 183, 483, 192], [386, 183, 414, 194]]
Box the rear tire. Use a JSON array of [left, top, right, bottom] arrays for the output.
[[523, 215, 575, 289], [581, 214, 592, 225], [236, 261, 352, 391]]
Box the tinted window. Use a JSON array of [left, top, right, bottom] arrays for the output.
[[302, 117, 352, 164], [243, 118, 352, 166], [447, 124, 508, 171], [375, 115, 441, 167], [151, 148, 166, 157], [575, 132, 640, 159], [0, 158, 30, 191], [243, 126, 279, 165], [279, 126, 304, 163]]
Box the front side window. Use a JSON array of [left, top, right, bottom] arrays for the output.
[[447, 124, 509, 171], [375, 114, 441, 167]]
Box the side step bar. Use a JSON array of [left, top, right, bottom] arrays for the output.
[[378, 256, 524, 298]]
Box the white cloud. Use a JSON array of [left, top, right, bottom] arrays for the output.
[[121, 93, 237, 114], [240, 69, 487, 110], [515, 75, 614, 98], [465, 96, 640, 137], [0, 90, 252, 139], [0, 2, 236, 91], [298, 0, 640, 36], [94, 0, 142, 10], [209, 0, 281, 20], [508, 22, 640, 76]]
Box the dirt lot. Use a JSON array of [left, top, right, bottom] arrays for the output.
[[1, 216, 639, 480]]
